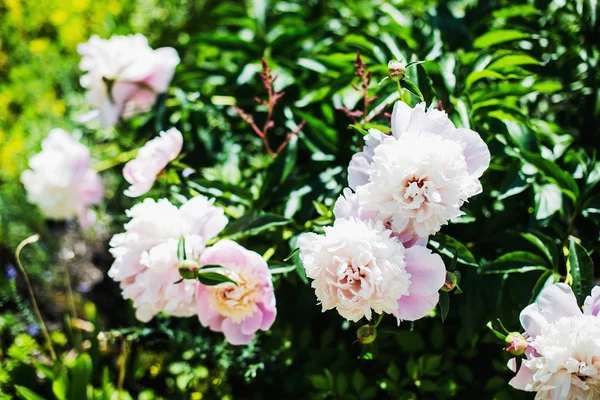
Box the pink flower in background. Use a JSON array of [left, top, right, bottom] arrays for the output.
[[78, 34, 180, 127], [108, 196, 228, 322], [347, 101, 490, 244], [21, 129, 104, 228], [196, 240, 276, 345], [584, 286, 600, 316], [509, 283, 600, 398], [123, 128, 183, 197], [297, 218, 445, 322]]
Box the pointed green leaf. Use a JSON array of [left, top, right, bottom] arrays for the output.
[[399, 79, 424, 101], [567, 237, 595, 304], [177, 235, 186, 262], [197, 271, 237, 286], [439, 292, 449, 323]]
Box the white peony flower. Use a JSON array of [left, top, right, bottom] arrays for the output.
[[77, 34, 180, 127], [108, 196, 228, 322], [21, 129, 104, 228], [297, 218, 445, 322], [347, 101, 490, 242], [510, 283, 600, 399]]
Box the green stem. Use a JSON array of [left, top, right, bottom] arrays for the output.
[[374, 313, 385, 328], [93, 148, 138, 172], [15, 234, 57, 361]]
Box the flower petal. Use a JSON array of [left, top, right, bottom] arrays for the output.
[[404, 246, 446, 296], [536, 283, 582, 323], [394, 292, 439, 322], [222, 318, 254, 345], [508, 364, 535, 391], [519, 303, 548, 338]]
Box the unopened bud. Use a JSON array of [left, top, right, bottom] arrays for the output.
[[357, 324, 377, 344], [387, 60, 406, 82], [441, 271, 458, 292], [505, 332, 527, 356], [178, 260, 199, 280]]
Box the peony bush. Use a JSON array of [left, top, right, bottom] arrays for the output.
[[1, 1, 599, 399]]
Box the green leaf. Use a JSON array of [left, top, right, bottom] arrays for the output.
[[349, 124, 369, 136], [69, 353, 92, 400], [177, 235, 186, 262], [439, 292, 449, 323], [268, 263, 297, 275], [534, 183, 562, 220], [283, 248, 300, 262], [473, 30, 531, 49], [567, 237, 595, 305], [521, 231, 558, 268], [483, 251, 549, 274], [220, 212, 290, 240], [52, 370, 69, 400], [488, 54, 540, 70], [465, 69, 505, 90], [259, 135, 298, 201], [15, 386, 47, 400], [187, 179, 253, 204], [294, 110, 337, 153], [399, 79, 424, 101], [297, 58, 329, 74], [521, 151, 579, 201], [529, 270, 558, 303], [429, 233, 478, 267], [197, 271, 237, 286]]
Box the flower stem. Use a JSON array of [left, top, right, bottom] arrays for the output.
[[374, 313, 385, 328], [93, 148, 138, 172], [15, 234, 57, 361]]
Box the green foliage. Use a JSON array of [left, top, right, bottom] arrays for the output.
[[1, 0, 599, 399]]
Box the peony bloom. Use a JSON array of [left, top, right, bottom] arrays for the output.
[[348, 101, 490, 243], [123, 128, 183, 197], [196, 240, 277, 345], [297, 218, 445, 322], [78, 34, 180, 127], [108, 196, 228, 322], [21, 129, 104, 228], [509, 283, 600, 399]]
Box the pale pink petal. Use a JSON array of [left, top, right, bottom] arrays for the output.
[[144, 47, 180, 93], [394, 291, 439, 321], [196, 289, 223, 330], [390, 100, 414, 137], [442, 128, 490, 178], [404, 246, 446, 296], [199, 240, 248, 268], [509, 364, 535, 391], [258, 302, 277, 330], [519, 303, 548, 338], [240, 308, 263, 335], [536, 283, 582, 323], [222, 318, 254, 345], [584, 286, 600, 316]]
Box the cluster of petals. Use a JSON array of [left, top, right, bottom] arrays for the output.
[[297, 217, 445, 323], [123, 128, 183, 197], [196, 240, 277, 345], [21, 129, 104, 228], [108, 196, 228, 322], [509, 283, 600, 399], [298, 101, 488, 323], [347, 101, 490, 244], [108, 196, 276, 344], [78, 34, 180, 127]]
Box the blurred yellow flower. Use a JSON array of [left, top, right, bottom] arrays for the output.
[[29, 38, 50, 54]]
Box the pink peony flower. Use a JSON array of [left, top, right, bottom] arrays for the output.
[[77, 34, 180, 127], [21, 129, 104, 228], [108, 196, 228, 322], [509, 283, 600, 398], [123, 128, 183, 197], [347, 102, 490, 244], [196, 240, 276, 345], [297, 218, 445, 322]]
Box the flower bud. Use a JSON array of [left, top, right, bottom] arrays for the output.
[[441, 271, 458, 292], [505, 332, 527, 356], [178, 260, 199, 280], [356, 324, 377, 344], [387, 60, 406, 82]]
